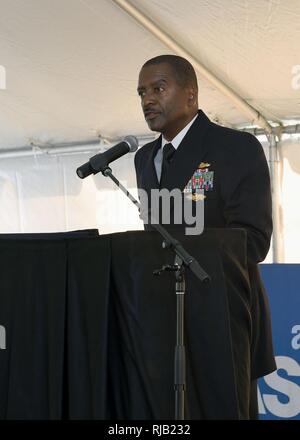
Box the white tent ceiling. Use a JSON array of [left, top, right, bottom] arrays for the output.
[[0, 0, 300, 151]]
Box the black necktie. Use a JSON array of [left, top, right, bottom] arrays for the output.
[[160, 143, 175, 183]]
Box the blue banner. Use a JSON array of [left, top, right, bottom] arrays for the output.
[[259, 264, 300, 419]]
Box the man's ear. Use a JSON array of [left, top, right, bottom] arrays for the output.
[[187, 87, 198, 106]]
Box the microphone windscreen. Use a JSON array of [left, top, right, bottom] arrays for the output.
[[124, 135, 138, 152]]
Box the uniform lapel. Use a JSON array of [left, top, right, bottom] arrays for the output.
[[141, 136, 161, 192], [162, 110, 212, 191]]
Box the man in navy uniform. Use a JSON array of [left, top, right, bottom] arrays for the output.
[[135, 54, 276, 419]]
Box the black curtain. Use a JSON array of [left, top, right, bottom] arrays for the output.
[[0, 229, 249, 419]]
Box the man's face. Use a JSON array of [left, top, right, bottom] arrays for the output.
[[137, 63, 196, 141]]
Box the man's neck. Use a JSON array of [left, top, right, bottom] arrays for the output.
[[162, 112, 198, 150]]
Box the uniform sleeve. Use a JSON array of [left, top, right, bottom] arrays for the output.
[[222, 134, 273, 264]]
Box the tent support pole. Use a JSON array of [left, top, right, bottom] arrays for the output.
[[268, 133, 284, 262]]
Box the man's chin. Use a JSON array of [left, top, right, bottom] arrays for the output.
[[146, 120, 163, 133]]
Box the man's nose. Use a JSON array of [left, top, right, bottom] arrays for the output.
[[142, 91, 156, 107]]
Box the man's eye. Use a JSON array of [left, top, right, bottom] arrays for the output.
[[155, 86, 164, 93], [138, 91, 145, 97]]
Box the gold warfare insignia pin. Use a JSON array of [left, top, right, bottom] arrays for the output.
[[192, 193, 206, 201], [185, 192, 206, 201], [199, 162, 210, 169]]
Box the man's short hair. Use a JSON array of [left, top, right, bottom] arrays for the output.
[[142, 54, 198, 90]]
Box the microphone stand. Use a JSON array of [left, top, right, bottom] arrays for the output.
[[101, 166, 210, 420]]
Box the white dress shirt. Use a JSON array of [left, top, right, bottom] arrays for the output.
[[154, 113, 198, 182]]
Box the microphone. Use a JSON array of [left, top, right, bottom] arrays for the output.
[[76, 135, 138, 179]]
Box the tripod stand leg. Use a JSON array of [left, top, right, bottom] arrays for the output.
[[174, 279, 186, 420]]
